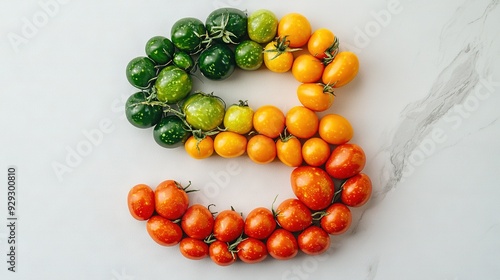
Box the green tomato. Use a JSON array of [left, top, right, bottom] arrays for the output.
[[145, 36, 175, 65], [206, 7, 248, 44], [155, 65, 192, 104], [171, 17, 207, 54], [153, 115, 190, 148], [235, 40, 263, 70], [125, 92, 163, 128], [198, 43, 235, 80], [182, 92, 225, 131], [173, 51, 195, 73], [223, 101, 254, 134], [126, 56, 157, 89], [247, 9, 278, 44]]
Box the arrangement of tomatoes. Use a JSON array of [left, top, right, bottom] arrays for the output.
[[125, 7, 370, 266]]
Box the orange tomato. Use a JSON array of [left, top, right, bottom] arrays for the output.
[[247, 134, 277, 164], [184, 136, 214, 159], [322, 51, 359, 88], [307, 28, 339, 61], [213, 131, 247, 158], [277, 13, 311, 48], [276, 136, 303, 167], [285, 106, 319, 139], [253, 105, 286, 139], [296, 83, 335, 112], [301, 137, 331, 167], [318, 114, 353, 145], [263, 39, 295, 73], [291, 54, 325, 83]]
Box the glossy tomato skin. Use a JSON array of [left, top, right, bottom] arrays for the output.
[[213, 131, 247, 158], [237, 238, 268, 264], [276, 136, 303, 167], [155, 65, 192, 103], [253, 105, 285, 139], [320, 203, 352, 235], [285, 106, 319, 139], [206, 7, 247, 44], [277, 13, 311, 48], [291, 166, 335, 211], [325, 143, 366, 179], [301, 137, 331, 167], [172, 51, 195, 73], [247, 9, 278, 44], [209, 240, 237, 266], [235, 40, 264, 70], [292, 54, 324, 83], [127, 184, 155, 221], [126, 56, 157, 89], [198, 43, 235, 80], [247, 134, 277, 164], [153, 115, 190, 148], [145, 36, 175, 65], [154, 180, 189, 220], [322, 51, 359, 88], [171, 17, 207, 54], [318, 114, 354, 145], [244, 207, 277, 240], [223, 102, 254, 134], [179, 237, 209, 260], [297, 226, 331, 255], [266, 229, 298, 260], [263, 41, 294, 73], [213, 209, 245, 242], [181, 204, 215, 240], [184, 136, 214, 159], [125, 92, 163, 129], [276, 198, 312, 232], [183, 92, 225, 131], [341, 173, 372, 207], [146, 215, 183, 246], [308, 28, 338, 60], [297, 83, 335, 112]]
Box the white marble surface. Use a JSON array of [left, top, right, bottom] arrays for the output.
[[1, 0, 499, 279]]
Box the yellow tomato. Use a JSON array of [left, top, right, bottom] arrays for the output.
[[322, 51, 359, 88]]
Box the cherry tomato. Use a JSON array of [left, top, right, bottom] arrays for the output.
[[292, 54, 324, 83], [341, 173, 372, 207], [285, 106, 319, 139], [181, 204, 215, 240], [320, 203, 352, 235], [223, 100, 254, 134], [253, 105, 285, 139], [209, 240, 237, 266], [146, 215, 183, 246], [322, 51, 359, 88], [266, 229, 298, 260], [213, 131, 247, 158], [276, 135, 303, 167], [297, 226, 330, 255], [184, 136, 214, 159], [237, 238, 268, 264], [263, 38, 295, 73], [179, 237, 209, 260], [277, 13, 311, 48], [213, 209, 245, 242], [247, 134, 277, 164], [127, 184, 155, 221], [318, 114, 353, 145], [154, 180, 189, 220], [308, 28, 338, 60], [296, 83, 335, 112], [244, 207, 277, 240], [325, 143, 366, 179], [276, 198, 312, 232], [247, 9, 278, 44], [290, 166, 335, 211], [301, 137, 331, 167]]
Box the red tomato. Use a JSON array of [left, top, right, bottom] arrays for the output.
[[297, 226, 331, 255], [181, 204, 214, 240], [237, 238, 268, 264], [320, 203, 352, 235], [209, 240, 237, 266], [146, 215, 183, 246], [213, 209, 245, 242], [154, 180, 189, 220], [291, 166, 335, 211], [325, 143, 366, 179], [275, 198, 312, 232], [127, 184, 155, 221], [179, 237, 209, 260], [244, 207, 277, 240], [341, 173, 372, 207], [266, 228, 298, 260]]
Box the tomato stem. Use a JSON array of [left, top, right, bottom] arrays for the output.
[[263, 36, 302, 60], [322, 36, 340, 65]]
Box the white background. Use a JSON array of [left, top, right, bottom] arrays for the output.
[[1, 0, 500, 279]]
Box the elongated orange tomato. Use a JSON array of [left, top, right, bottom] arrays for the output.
[[297, 83, 335, 112], [308, 28, 338, 60], [276, 136, 303, 167], [322, 51, 359, 88], [213, 131, 247, 158]]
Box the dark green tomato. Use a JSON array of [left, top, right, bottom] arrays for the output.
[[206, 7, 247, 44], [173, 51, 195, 73], [171, 17, 207, 54], [235, 40, 263, 70], [153, 115, 190, 148], [197, 43, 235, 80], [126, 57, 157, 89], [182, 92, 225, 131], [145, 36, 175, 65], [247, 9, 278, 44], [155, 65, 192, 104], [125, 92, 163, 128]]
